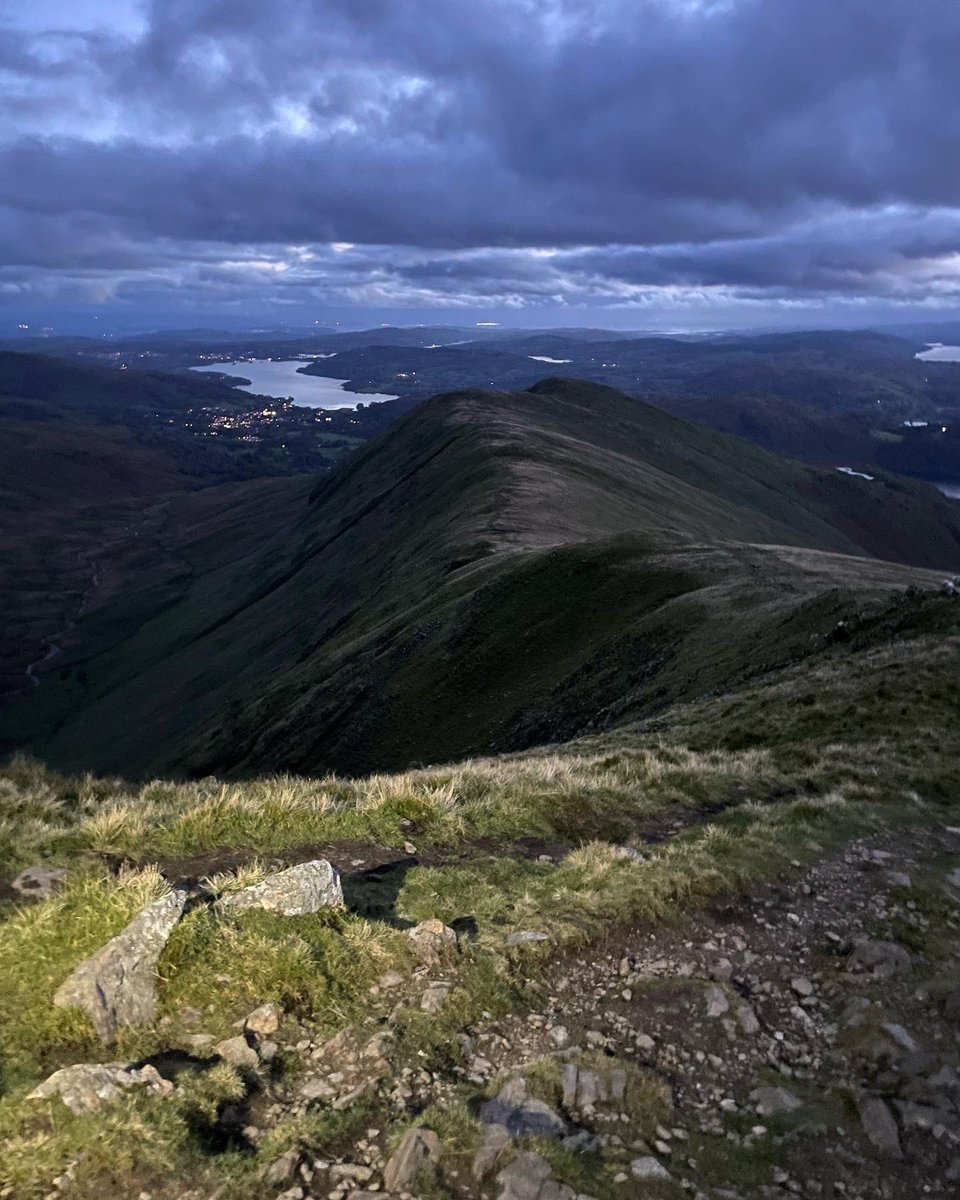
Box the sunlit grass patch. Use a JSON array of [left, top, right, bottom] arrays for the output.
[[1, 735, 795, 876], [158, 905, 409, 1043], [0, 866, 171, 1092]]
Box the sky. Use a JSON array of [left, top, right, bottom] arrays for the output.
[[1, 0, 960, 334]]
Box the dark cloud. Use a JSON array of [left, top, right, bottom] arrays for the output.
[[1, 0, 959, 324]]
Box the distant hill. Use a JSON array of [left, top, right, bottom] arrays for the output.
[[298, 327, 937, 413], [6, 377, 960, 779], [12, 327, 960, 483], [0, 351, 243, 419]]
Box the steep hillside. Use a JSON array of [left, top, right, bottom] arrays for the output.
[[0, 348, 419, 705], [5, 379, 960, 779], [0, 351, 309, 705], [0, 351, 241, 417]]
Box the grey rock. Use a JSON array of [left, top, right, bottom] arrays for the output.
[[880, 1022, 919, 1054], [926, 1064, 960, 1092], [27, 1061, 173, 1114], [736, 1004, 761, 1035], [497, 1151, 577, 1200], [886, 870, 912, 889], [361, 1030, 393, 1060], [893, 1099, 956, 1132], [705, 984, 730, 1017], [244, 1002, 280, 1039], [562, 1129, 601, 1153], [630, 1156, 672, 1181], [219, 860, 342, 915], [859, 1096, 902, 1158], [752, 1086, 802, 1117], [710, 957, 734, 982], [865, 849, 895, 865], [383, 1127, 441, 1192], [420, 981, 452, 1013], [848, 938, 912, 979], [264, 1149, 301, 1186], [407, 918, 458, 963], [183, 1033, 215, 1051], [53, 888, 188, 1042], [944, 987, 960, 1019], [299, 1076, 334, 1102], [613, 846, 645, 861], [561, 1062, 579, 1108], [215, 1035, 260, 1069], [576, 1068, 600, 1109], [480, 1076, 567, 1139], [506, 930, 550, 946], [839, 996, 873, 1028], [473, 1122, 512, 1180], [330, 1163, 374, 1184], [11, 865, 67, 899]]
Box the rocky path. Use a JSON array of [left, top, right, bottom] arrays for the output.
[[240, 824, 960, 1200]]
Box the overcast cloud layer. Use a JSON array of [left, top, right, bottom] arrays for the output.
[[1, 0, 959, 331]]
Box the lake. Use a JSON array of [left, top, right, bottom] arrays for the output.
[[190, 358, 398, 409], [915, 344, 960, 363]]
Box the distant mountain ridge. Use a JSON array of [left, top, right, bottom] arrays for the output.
[[5, 377, 959, 779]]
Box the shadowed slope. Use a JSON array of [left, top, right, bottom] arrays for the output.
[[4, 379, 960, 777]]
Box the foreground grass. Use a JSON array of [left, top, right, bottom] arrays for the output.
[[0, 636, 958, 1197]]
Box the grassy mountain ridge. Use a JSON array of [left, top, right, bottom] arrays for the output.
[[5, 378, 960, 778]]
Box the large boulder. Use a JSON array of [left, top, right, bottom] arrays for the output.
[[752, 1085, 802, 1117], [219, 860, 343, 915], [630, 1157, 673, 1182], [496, 1151, 583, 1200], [28, 1062, 173, 1114], [54, 888, 189, 1042], [848, 939, 912, 979], [383, 1128, 441, 1193], [859, 1096, 902, 1158], [214, 1035, 260, 1070]]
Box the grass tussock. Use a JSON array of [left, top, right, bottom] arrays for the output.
[[0, 741, 788, 877]]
